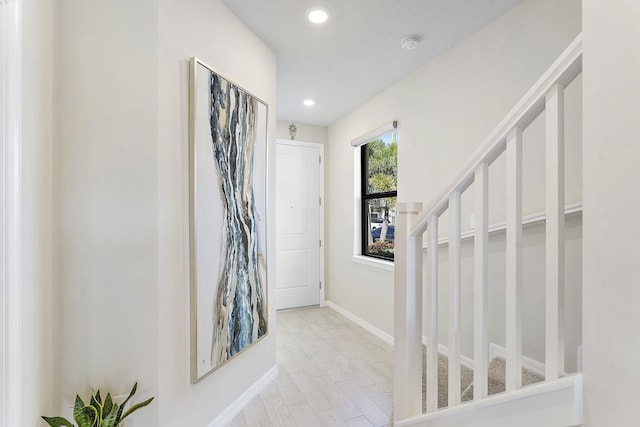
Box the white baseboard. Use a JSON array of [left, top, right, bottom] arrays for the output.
[[207, 365, 278, 427], [324, 302, 545, 378], [420, 337, 475, 370], [489, 343, 546, 377], [325, 300, 394, 346], [420, 340, 545, 375]]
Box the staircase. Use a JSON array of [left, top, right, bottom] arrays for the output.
[[424, 351, 545, 411], [393, 34, 583, 426]]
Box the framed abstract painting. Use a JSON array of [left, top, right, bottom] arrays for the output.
[[189, 57, 269, 383]]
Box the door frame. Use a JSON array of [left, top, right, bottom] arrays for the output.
[[1, 0, 23, 425], [275, 139, 325, 307]]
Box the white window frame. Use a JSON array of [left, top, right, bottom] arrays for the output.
[[351, 121, 397, 271]]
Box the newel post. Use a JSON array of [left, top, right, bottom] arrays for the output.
[[394, 202, 423, 421]]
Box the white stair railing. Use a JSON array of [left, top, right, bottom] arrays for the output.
[[394, 33, 582, 422]]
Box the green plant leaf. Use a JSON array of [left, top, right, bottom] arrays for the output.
[[120, 397, 154, 422], [123, 383, 137, 407], [90, 394, 103, 421], [73, 395, 85, 424], [73, 397, 97, 427], [83, 406, 98, 427], [116, 383, 137, 421], [101, 402, 119, 427], [95, 390, 102, 405], [103, 393, 114, 418], [41, 416, 74, 427]]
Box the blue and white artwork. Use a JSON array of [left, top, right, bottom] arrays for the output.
[[190, 58, 268, 382]]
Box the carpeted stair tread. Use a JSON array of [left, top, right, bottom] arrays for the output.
[[460, 357, 545, 401], [421, 347, 545, 411], [421, 352, 474, 410]]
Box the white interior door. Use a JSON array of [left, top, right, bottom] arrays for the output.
[[276, 140, 323, 309]]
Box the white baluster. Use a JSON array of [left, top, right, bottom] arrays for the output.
[[474, 163, 489, 399], [545, 83, 565, 380], [393, 202, 424, 419], [506, 128, 523, 392], [448, 192, 462, 407], [426, 215, 439, 412]]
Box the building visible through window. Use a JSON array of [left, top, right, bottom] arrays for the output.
[[361, 130, 397, 261]]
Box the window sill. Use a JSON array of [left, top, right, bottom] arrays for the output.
[[352, 255, 395, 272]]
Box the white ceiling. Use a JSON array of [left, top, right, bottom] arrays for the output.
[[222, 0, 526, 127]]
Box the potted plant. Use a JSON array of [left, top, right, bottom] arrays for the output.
[[42, 382, 153, 427]]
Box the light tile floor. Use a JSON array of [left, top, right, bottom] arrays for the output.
[[225, 306, 393, 427]]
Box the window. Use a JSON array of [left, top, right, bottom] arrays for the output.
[[360, 130, 397, 261]]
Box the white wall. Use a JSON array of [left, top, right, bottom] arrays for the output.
[[326, 0, 582, 360], [276, 121, 328, 144], [21, 0, 58, 424], [57, 0, 160, 424], [582, 1, 640, 425], [157, 0, 277, 425], [54, 0, 276, 425]]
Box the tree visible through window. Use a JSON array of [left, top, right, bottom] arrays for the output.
[[361, 131, 397, 260]]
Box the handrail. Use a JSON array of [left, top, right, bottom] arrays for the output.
[[411, 33, 582, 237]]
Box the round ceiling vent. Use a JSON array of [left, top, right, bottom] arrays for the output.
[[400, 35, 420, 51]]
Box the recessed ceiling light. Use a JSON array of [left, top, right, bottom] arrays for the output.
[[308, 8, 329, 24], [303, 99, 315, 107]]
